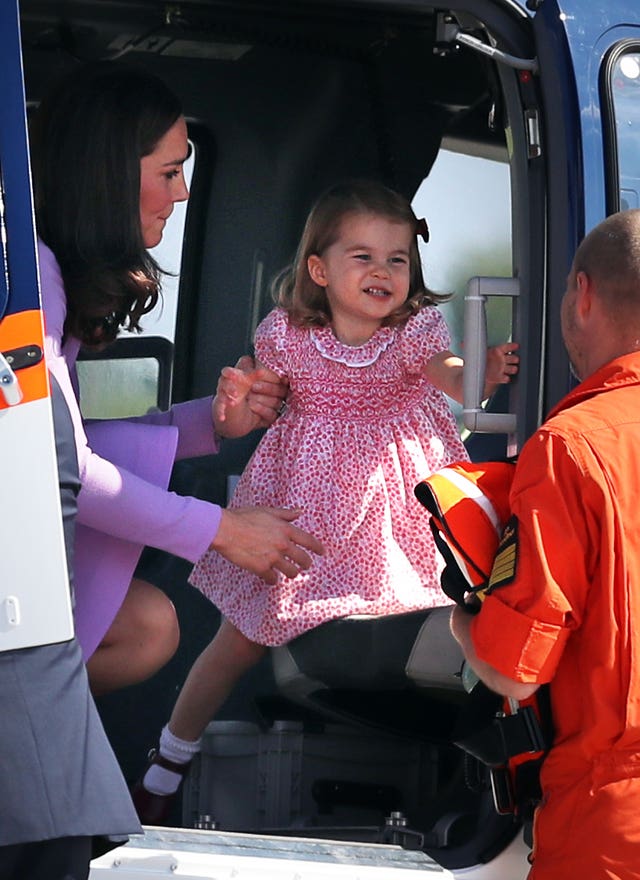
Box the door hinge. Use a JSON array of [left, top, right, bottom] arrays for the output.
[[525, 108, 541, 158]]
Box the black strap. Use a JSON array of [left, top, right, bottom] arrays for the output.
[[454, 703, 548, 767], [429, 519, 480, 610], [453, 683, 553, 817]]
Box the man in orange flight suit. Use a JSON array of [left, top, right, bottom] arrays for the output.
[[451, 209, 640, 879]]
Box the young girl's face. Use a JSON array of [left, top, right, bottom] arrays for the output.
[[307, 212, 413, 346]]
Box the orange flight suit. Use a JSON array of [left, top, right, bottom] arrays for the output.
[[471, 353, 640, 879]]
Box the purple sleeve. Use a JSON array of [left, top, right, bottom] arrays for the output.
[[39, 240, 221, 563], [125, 396, 220, 461]]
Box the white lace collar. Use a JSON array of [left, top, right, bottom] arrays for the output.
[[310, 324, 396, 367]]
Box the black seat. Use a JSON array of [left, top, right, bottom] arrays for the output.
[[271, 607, 467, 742], [271, 607, 521, 871]]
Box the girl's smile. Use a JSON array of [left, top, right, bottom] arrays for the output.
[[363, 286, 392, 297]]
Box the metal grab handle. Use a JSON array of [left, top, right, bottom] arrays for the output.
[[462, 276, 519, 434]]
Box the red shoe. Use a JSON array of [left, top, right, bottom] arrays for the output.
[[131, 749, 192, 826]]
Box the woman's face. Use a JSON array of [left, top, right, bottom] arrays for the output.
[[139, 116, 190, 248]]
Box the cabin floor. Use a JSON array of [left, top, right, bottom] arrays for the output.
[[89, 824, 530, 879], [89, 826, 443, 878]]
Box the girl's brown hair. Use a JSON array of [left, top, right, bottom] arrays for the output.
[[272, 179, 447, 328]]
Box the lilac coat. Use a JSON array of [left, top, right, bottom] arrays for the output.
[[40, 241, 222, 659]]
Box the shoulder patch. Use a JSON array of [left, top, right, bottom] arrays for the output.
[[485, 515, 518, 593]]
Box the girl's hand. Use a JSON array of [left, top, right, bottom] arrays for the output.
[[212, 357, 289, 438], [484, 342, 519, 397], [236, 355, 289, 428], [212, 366, 257, 438]]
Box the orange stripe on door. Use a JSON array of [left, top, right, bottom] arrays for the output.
[[0, 310, 49, 408]]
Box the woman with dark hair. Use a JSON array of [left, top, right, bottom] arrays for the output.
[[30, 61, 183, 349], [31, 61, 323, 697]]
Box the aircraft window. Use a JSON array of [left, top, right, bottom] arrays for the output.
[[77, 338, 174, 419], [79, 356, 160, 419], [76, 141, 195, 418], [610, 49, 640, 211], [412, 147, 512, 428]]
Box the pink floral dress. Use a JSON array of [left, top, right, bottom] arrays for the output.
[[189, 306, 468, 645]]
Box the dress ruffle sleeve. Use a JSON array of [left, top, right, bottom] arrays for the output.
[[254, 308, 293, 376], [398, 307, 452, 375]]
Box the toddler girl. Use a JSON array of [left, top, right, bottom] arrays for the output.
[[133, 179, 518, 822]]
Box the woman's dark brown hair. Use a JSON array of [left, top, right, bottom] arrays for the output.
[[30, 61, 183, 347]]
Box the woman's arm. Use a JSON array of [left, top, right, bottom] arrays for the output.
[[39, 243, 317, 578], [128, 357, 287, 454], [40, 240, 218, 561]]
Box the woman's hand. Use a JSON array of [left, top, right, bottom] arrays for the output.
[[212, 356, 288, 438], [211, 506, 325, 584]]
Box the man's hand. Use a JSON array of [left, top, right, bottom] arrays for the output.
[[210, 506, 324, 584], [450, 604, 539, 700]]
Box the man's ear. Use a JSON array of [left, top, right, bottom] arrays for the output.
[[307, 254, 328, 287], [574, 270, 594, 322]]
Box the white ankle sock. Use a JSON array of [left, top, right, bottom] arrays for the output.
[[143, 725, 202, 796]]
